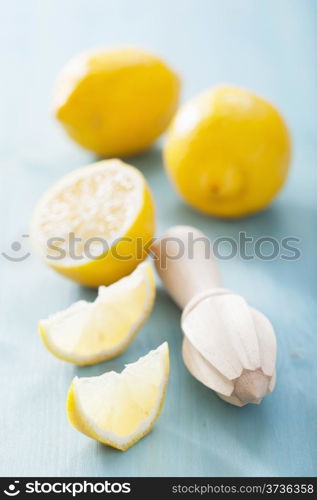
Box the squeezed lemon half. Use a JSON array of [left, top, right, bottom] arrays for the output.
[[30, 159, 155, 286], [39, 262, 155, 365], [67, 342, 169, 450]]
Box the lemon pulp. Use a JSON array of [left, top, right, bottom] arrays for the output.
[[39, 262, 156, 365], [67, 342, 169, 450], [30, 159, 155, 286]]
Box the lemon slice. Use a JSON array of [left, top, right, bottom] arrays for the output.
[[67, 342, 169, 450], [30, 159, 155, 287], [39, 262, 155, 365]]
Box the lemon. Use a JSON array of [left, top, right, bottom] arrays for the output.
[[53, 47, 180, 157], [164, 86, 291, 217], [67, 342, 169, 451], [39, 262, 155, 365], [30, 159, 155, 287]]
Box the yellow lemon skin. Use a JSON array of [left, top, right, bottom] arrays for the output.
[[164, 86, 291, 218], [54, 47, 180, 157]]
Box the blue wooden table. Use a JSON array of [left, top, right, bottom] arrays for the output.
[[1, 0, 316, 477]]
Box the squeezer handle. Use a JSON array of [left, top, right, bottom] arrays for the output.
[[153, 225, 222, 309]]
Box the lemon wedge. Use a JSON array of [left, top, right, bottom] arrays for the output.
[[39, 262, 155, 365], [30, 159, 155, 287], [67, 342, 169, 450]]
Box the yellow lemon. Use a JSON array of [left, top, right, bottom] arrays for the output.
[[67, 342, 169, 451], [39, 262, 155, 365], [164, 86, 291, 217], [53, 47, 180, 157], [30, 159, 155, 287]]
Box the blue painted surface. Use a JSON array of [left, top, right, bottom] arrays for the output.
[[0, 0, 316, 477]]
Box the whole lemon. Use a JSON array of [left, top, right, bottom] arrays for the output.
[[164, 86, 291, 217], [53, 47, 180, 157]]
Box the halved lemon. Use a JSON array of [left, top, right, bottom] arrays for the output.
[[39, 262, 155, 365], [67, 342, 169, 450], [30, 159, 155, 287]]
